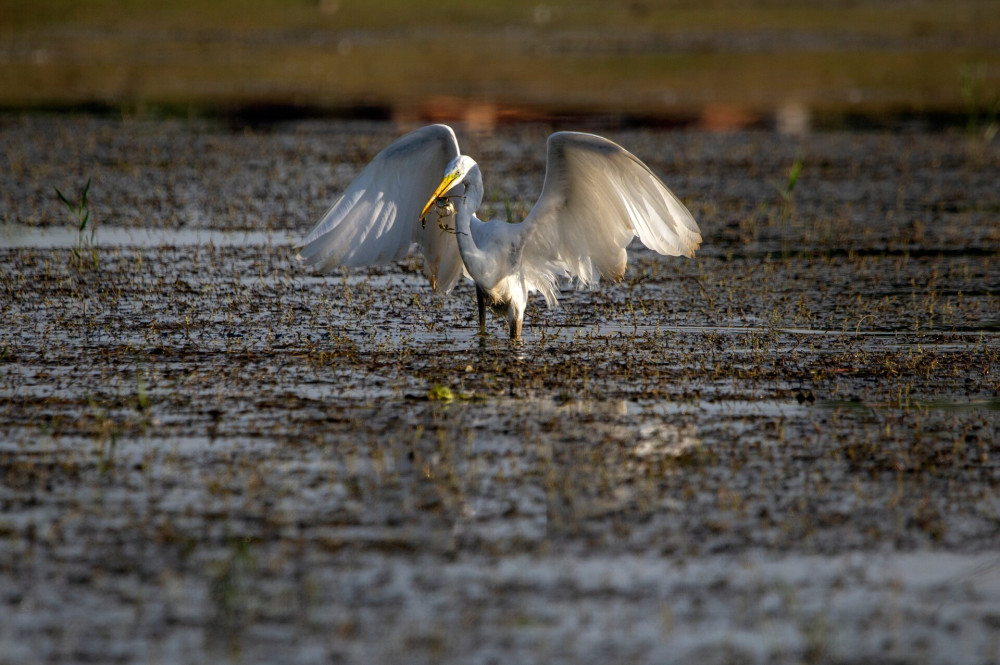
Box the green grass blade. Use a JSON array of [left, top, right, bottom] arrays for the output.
[[55, 187, 74, 210], [786, 158, 802, 194]]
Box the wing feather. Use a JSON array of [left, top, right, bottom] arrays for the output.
[[297, 124, 464, 292], [519, 132, 701, 304]]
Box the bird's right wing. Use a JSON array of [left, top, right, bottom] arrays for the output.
[[518, 132, 701, 304], [296, 124, 465, 292]]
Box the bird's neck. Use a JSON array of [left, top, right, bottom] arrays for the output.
[[453, 171, 491, 285], [454, 204, 486, 278]]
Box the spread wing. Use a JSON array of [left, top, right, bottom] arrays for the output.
[[518, 131, 701, 305], [296, 124, 465, 292]]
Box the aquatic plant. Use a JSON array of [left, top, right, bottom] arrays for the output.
[[428, 385, 455, 402], [776, 155, 803, 206], [55, 177, 98, 270], [88, 394, 119, 474]]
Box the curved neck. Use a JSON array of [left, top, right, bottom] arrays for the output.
[[454, 166, 487, 276]]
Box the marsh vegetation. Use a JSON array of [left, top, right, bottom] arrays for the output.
[[1, 116, 999, 664]]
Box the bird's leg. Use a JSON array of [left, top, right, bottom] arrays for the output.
[[475, 284, 487, 336], [508, 315, 522, 340]]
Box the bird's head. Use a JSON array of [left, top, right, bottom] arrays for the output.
[[421, 155, 477, 220]]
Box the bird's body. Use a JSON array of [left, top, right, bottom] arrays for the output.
[[297, 124, 701, 340]]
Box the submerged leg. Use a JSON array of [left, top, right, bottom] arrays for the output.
[[475, 284, 487, 336], [508, 316, 522, 340], [505, 297, 525, 341]]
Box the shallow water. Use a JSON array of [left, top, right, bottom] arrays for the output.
[[2, 116, 999, 665], [0, 224, 293, 249]]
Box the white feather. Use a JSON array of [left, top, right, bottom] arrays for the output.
[[518, 132, 702, 305], [297, 124, 464, 292]]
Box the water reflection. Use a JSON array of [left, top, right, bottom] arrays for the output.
[[633, 422, 701, 459], [0, 224, 292, 249]]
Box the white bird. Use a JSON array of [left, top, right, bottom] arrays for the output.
[[297, 124, 701, 340]]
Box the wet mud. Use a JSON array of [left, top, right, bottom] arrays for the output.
[[2, 116, 1000, 664]]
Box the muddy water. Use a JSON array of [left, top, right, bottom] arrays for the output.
[[2, 116, 999, 664]]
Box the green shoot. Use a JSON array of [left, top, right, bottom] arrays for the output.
[[428, 384, 455, 403], [136, 368, 151, 413], [779, 157, 803, 203], [770, 155, 804, 227], [55, 177, 98, 270]]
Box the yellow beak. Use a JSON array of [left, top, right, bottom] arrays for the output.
[[420, 171, 462, 219]]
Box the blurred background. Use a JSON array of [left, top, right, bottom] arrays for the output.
[[2, 0, 999, 132]]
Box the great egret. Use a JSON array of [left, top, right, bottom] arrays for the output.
[[297, 124, 701, 339]]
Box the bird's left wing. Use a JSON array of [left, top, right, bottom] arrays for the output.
[[518, 132, 701, 304], [297, 124, 465, 292]]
